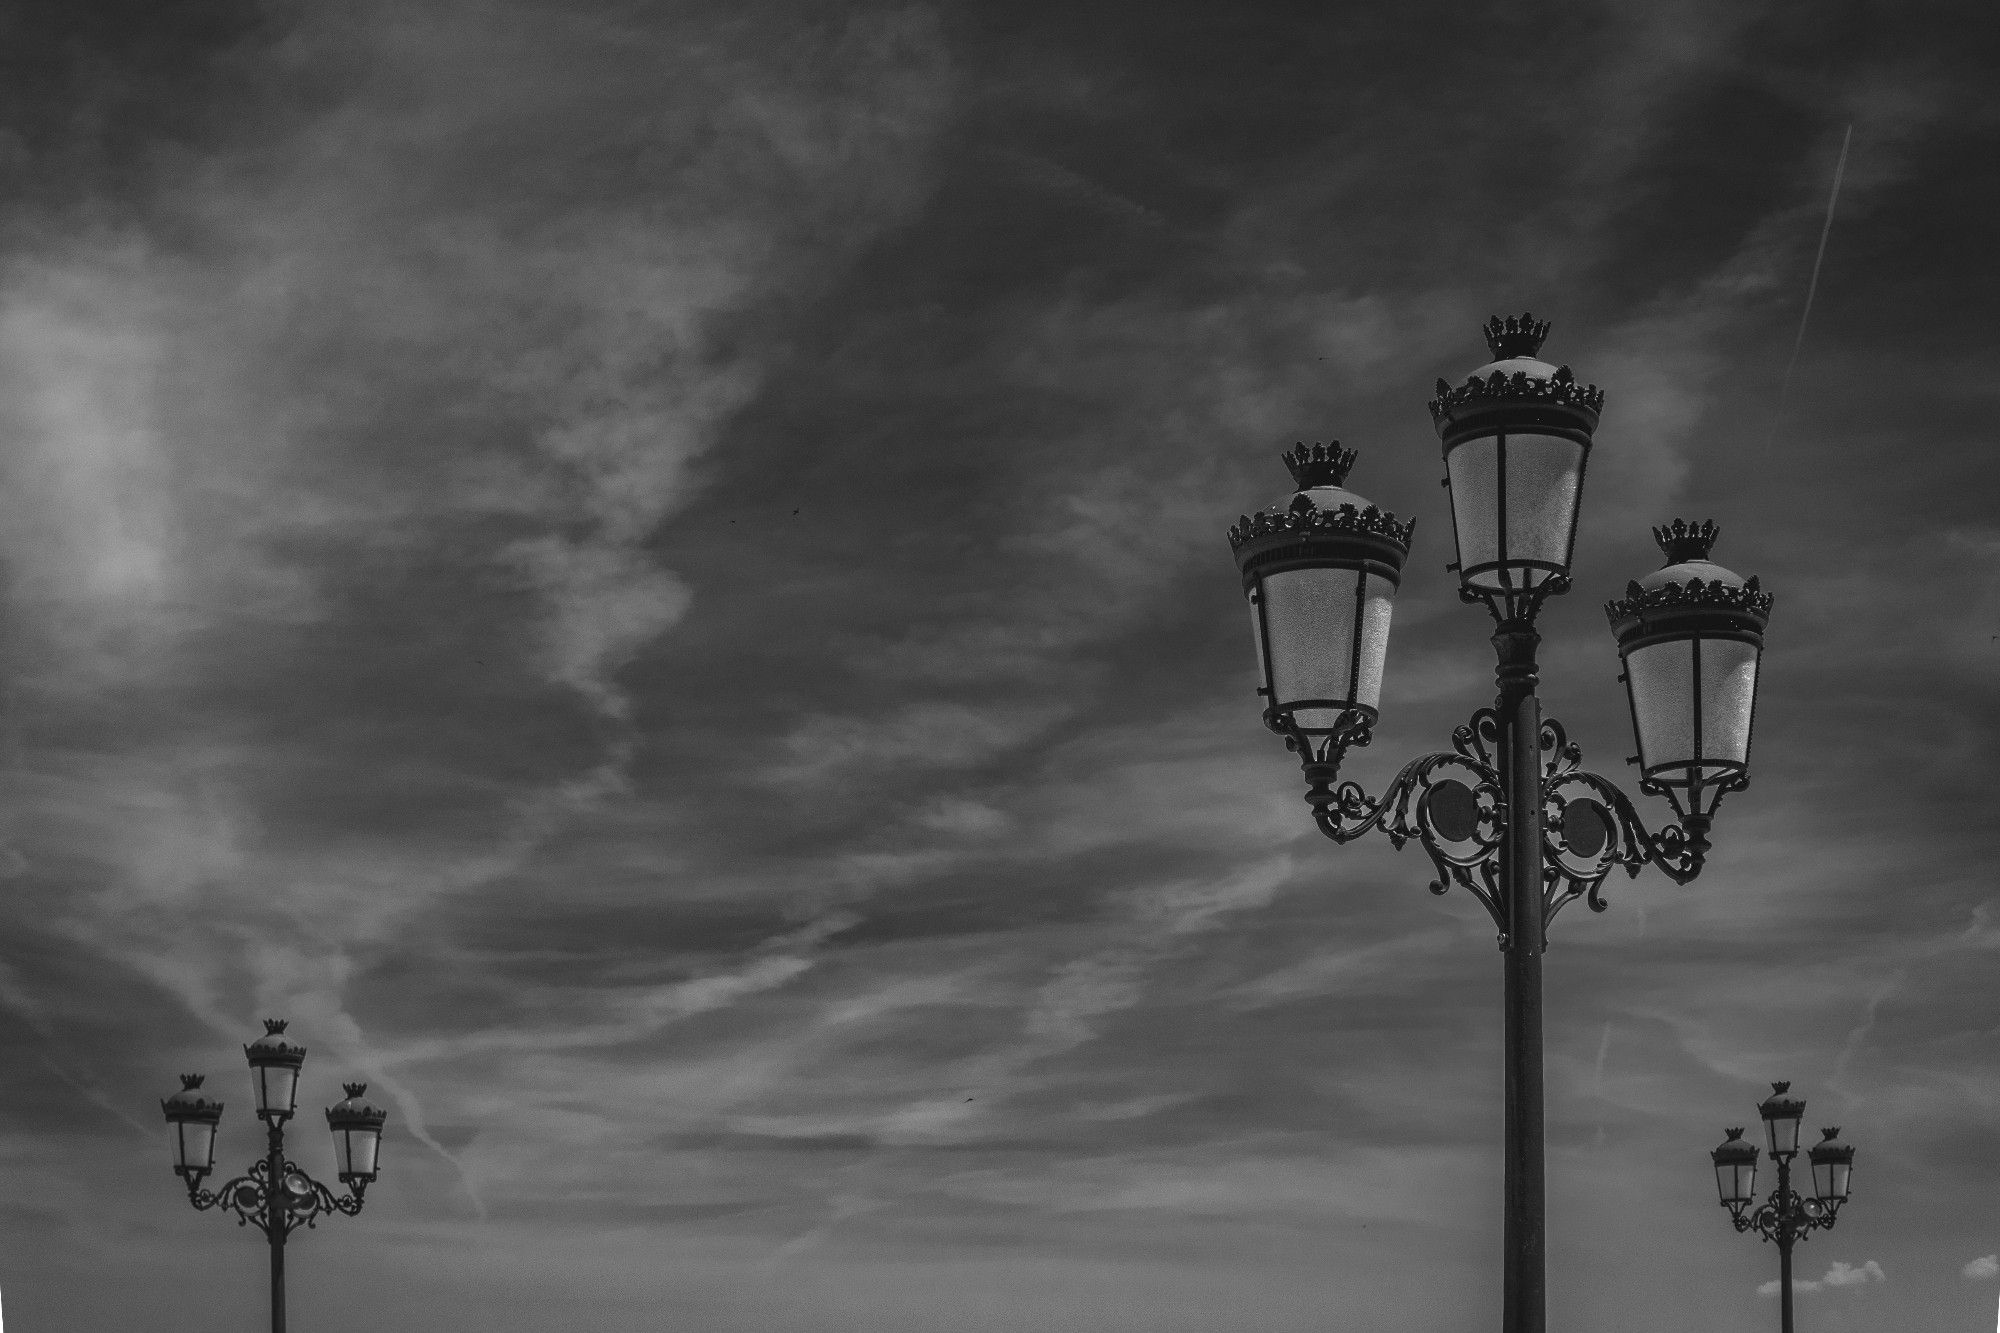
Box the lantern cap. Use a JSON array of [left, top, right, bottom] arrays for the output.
[[1758, 1081, 1807, 1121], [1229, 446, 1415, 563], [245, 1018, 307, 1068], [1428, 314, 1604, 439], [1807, 1126, 1854, 1161], [1283, 441, 1356, 490], [1605, 520, 1772, 634], [326, 1082, 389, 1130], [1484, 313, 1550, 359], [162, 1073, 224, 1123], [1711, 1126, 1759, 1160]]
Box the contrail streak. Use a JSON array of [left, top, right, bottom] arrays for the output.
[[1772, 124, 1853, 444]]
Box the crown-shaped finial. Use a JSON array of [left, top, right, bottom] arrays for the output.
[[262, 1019, 289, 1035], [1654, 519, 1719, 564], [1770, 1081, 1790, 1095], [1484, 313, 1550, 360], [1723, 1126, 1744, 1139], [1282, 441, 1357, 490], [1820, 1126, 1840, 1139], [180, 1073, 206, 1090], [343, 1082, 369, 1098]]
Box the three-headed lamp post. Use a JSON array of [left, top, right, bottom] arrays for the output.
[[161, 1020, 388, 1333], [1712, 1083, 1856, 1333], [1226, 314, 1775, 1333]]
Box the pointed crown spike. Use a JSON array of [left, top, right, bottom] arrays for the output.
[[1282, 441, 1357, 490], [1653, 519, 1719, 564], [1483, 312, 1551, 360], [180, 1073, 205, 1090]]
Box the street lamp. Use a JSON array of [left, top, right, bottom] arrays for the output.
[[1226, 314, 1774, 1333], [161, 1020, 388, 1333], [1711, 1083, 1854, 1333]]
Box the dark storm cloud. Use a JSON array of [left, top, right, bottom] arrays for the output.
[[2, 0, 1998, 1330]]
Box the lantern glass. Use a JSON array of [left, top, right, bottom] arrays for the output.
[[1622, 635, 1761, 782], [1812, 1154, 1847, 1201], [1713, 1155, 1757, 1208], [174, 1119, 217, 1175], [1445, 432, 1584, 592], [1623, 640, 1693, 772], [333, 1123, 383, 1180], [253, 1063, 300, 1120], [1696, 638, 1760, 768], [1255, 566, 1394, 730], [1762, 1106, 1802, 1157]]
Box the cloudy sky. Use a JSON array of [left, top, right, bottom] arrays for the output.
[[0, 1, 1996, 1329]]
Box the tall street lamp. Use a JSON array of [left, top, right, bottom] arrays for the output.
[[1711, 1084, 1856, 1333], [1226, 314, 1775, 1333], [161, 1020, 389, 1333]]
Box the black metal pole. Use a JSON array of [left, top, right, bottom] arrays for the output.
[[1775, 1154, 1794, 1333], [267, 1120, 287, 1333], [1494, 623, 1545, 1333]]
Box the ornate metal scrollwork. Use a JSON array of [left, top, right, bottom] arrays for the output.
[[1730, 1187, 1842, 1247], [1271, 708, 1511, 942], [183, 1152, 366, 1239], [1275, 704, 1718, 948]]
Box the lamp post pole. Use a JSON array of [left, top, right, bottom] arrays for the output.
[[160, 1020, 389, 1333], [1496, 622, 1546, 1331], [1711, 1085, 1855, 1333], [1228, 314, 1775, 1333], [267, 1118, 288, 1333]]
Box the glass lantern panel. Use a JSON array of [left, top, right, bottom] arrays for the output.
[[1445, 439, 1500, 581], [1247, 601, 1269, 690], [1258, 566, 1366, 730], [1353, 573, 1394, 713], [348, 1129, 381, 1179], [1498, 433, 1583, 584], [255, 1065, 300, 1117], [177, 1120, 217, 1173], [1763, 1112, 1801, 1157], [1624, 640, 1694, 777], [1696, 637, 1760, 768], [1812, 1157, 1851, 1201]]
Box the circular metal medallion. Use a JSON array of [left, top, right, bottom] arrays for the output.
[[233, 1183, 261, 1210], [1560, 798, 1611, 858], [1423, 779, 1480, 843]]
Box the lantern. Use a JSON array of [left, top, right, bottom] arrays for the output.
[[1711, 1127, 1759, 1210], [1757, 1081, 1806, 1157], [1428, 314, 1602, 615], [325, 1082, 388, 1183], [161, 1073, 224, 1179], [1228, 443, 1414, 746], [244, 1019, 307, 1121], [1808, 1127, 1854, 1202], [1605, 520, 1772, 814]]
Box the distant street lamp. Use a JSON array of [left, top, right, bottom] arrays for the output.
[[161, 1020, 388, 1333], [1226, 315, 1774, 1333], [1712, 1083, 1856, 1333]]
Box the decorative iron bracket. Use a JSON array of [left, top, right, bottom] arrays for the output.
[[180, 1155, 366, 1240], [1273, 705, 1716, 949], [1728, 1186, 1842, 1246]]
